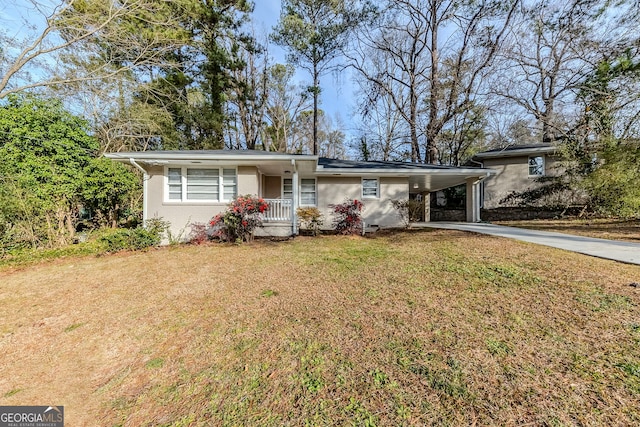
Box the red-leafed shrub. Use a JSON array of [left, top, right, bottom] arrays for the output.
[[188, 222, 209, 245], [330, 199, 364, 235], [209, 195, 269, 243]]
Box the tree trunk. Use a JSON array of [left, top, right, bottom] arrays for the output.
[[313, 62, 319, 156], [427, 0, 439, 164]]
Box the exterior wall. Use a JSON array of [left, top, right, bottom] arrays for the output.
[[482, 154, 560, 209], [263, 175, 282, 199], [146, 164, 411, 237], [316, 176, 408, 229], [146, 165, 259, 239]]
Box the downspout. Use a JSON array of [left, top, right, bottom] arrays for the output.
[[129, 158, 149, 226], [291, 159, 298, 235]]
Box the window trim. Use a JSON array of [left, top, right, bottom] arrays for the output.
[[362, 177, 380, 199], [282, 177, 293, 200], [528, 156, 545, 177], [299, 177, 317, 206], [164, 166, 237, 203]]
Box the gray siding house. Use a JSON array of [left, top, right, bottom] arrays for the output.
[[471, 144, 559, 209], [105, 150, 493, 237]]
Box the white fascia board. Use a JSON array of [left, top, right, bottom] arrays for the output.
[[474, 146, 556, 159], [104, 152, 318, 162], [314, 168, 494, 177]]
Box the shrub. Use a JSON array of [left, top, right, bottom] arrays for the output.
[[188, 222, 209, 245], [98, 227, 161, 252], [297, 207, 324, 236], [330, 199, 364, 235], [209, 195, 269, 243], [145, 217, 170, 239], [391, 199, 423, 227]]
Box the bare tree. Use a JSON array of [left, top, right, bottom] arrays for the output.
[[348, 0, 519, 163], [489, 1, 602, 144], [354, 85, 408, 161], [0, 0, 188, 99], [263, 63, 311, 152], [227, 32, 269, 150]]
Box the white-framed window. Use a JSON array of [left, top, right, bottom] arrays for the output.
[[222, 168, 237, 200], [528, 156, 544, 177], [165, 167, 237, 202], [300, 178, 317, 205], [362, 178, 379, 198], [283, 178, 293, 199], [186, 168, 219, 200], [168, 168, 183, 200]]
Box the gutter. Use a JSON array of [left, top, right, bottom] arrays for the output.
[[129, 158, 149, 226]]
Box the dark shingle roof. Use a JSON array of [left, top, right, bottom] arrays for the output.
[[318, 157, 472, 170], [473, 144, 556, 159]]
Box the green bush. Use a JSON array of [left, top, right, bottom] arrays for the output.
[[297, 206, 324, 235], [98, 227, 161, 252]]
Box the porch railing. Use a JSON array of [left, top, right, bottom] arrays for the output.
[[263, 198, 293, 222]]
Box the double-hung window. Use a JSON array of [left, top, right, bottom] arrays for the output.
[[528, 156, 544, 177], [300, 178, 317, 205], [168, 168, 183, 200], [283, 178, 293, 200], [166, 167, 237, 202], [222, 169, 237, 200], [362, 178, 379, 198]]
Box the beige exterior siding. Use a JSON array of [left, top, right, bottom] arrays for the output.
[[482, 155, 560, 208], [263, 175, 282, 199], [316, 176, 408, 229], [238, 166, 260, 195], [146, 165, 260, 238]]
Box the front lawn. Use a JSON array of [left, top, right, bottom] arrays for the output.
[[1, 229, 639, 426]]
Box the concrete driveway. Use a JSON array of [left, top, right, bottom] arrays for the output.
[[419, 222, 640, 265]]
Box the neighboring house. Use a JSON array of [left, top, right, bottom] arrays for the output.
[[105, 150, 493, 237], [471, 144, 559, 209]]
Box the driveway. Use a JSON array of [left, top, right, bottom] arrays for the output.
[[419, 222, 640, 265]]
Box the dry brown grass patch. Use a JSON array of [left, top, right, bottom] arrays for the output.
[[1, 231, 639, 426]]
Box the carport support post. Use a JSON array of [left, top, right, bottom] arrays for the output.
[[466, 178, 481, 223]]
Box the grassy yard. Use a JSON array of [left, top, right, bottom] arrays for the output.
[[1, 229, 639, 426], [495, 218, 640, 243]]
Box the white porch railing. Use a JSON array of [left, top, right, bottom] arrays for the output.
[[263, 198, 293, 222]]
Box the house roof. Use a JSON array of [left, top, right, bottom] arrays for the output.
[[317, 157, 487, 175], [472, 144, 556, 160], [104, 149, 317, 163], [105, 150, 494, 192]]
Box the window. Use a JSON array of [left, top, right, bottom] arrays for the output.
[[222, 168, 237, 200], [187, 169, 218, 200], [166, 167, 237, 202], [283, 178, 293, 199], [300, 178, 317, 205], [528, 156, 544, 176], [168, 168, 182, 200], [362, 178, 379, 198]]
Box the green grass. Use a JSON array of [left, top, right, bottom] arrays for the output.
[[0, 228, 125, 269]]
